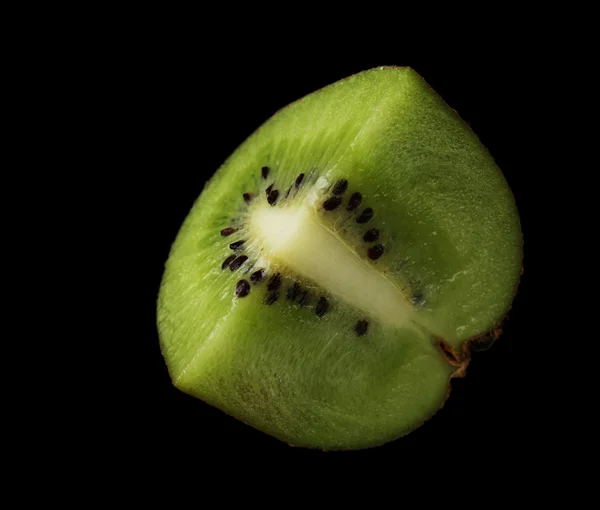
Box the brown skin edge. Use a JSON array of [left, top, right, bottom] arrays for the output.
[[159, 67, 525, 452]]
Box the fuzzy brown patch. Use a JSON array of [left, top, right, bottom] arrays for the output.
[[436, 338, 470, 378], [437, 338, 461, 366]]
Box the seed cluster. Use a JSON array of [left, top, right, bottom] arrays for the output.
[[218, 166, 330, 318], [319, 179, 385, 261], [216, 166, 392, 335]]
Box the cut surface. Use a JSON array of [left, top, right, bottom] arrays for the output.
[[157, 67, 522, 450]]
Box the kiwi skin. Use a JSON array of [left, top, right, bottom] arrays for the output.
[[158, 64, 522, 450]]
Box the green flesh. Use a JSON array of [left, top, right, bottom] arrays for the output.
[[157, 67, 522, 450]]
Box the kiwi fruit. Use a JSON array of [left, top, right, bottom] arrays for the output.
[[156, 66, 522, 450]]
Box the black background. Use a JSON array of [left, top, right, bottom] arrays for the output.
[[117, 51, 543, 467]]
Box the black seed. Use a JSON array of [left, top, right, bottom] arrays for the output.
[[354, 320, 368, 336], [262, 166, 270, 179], [298, 291, 310, 307], [229, 240, 246, 250], [363, 228, 379, 242], [265, 292, 279, 305], [267, 189, 279, 205], [411, 293, 424, 305], [356, 207, 373, 223], [367, 244, 384, 260], [332, 179, 348, 195], [295, 173, 305, 188], [243, 193, 252, 203], [315, 297, 329, 317], [267, 273, 282, 291], [220, 227, 236, 237], [285, 186, 291, 198], [250, 269, 265, 284], [286, 282, 301, 301], [323, 196, 342, 211], [347, 192, 362, 211], [222, 255, 236, 270], [265, 183, 273, 195], [235, 280, 250, 298], [229, 255, 248, 271]]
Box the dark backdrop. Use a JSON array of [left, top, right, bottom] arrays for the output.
[[117, 53, 541, 467]]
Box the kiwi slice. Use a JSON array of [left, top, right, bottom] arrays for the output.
[[157, 67, 522, 450]]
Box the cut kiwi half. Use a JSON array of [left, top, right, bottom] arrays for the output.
[[156, 67, 522, 450]]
